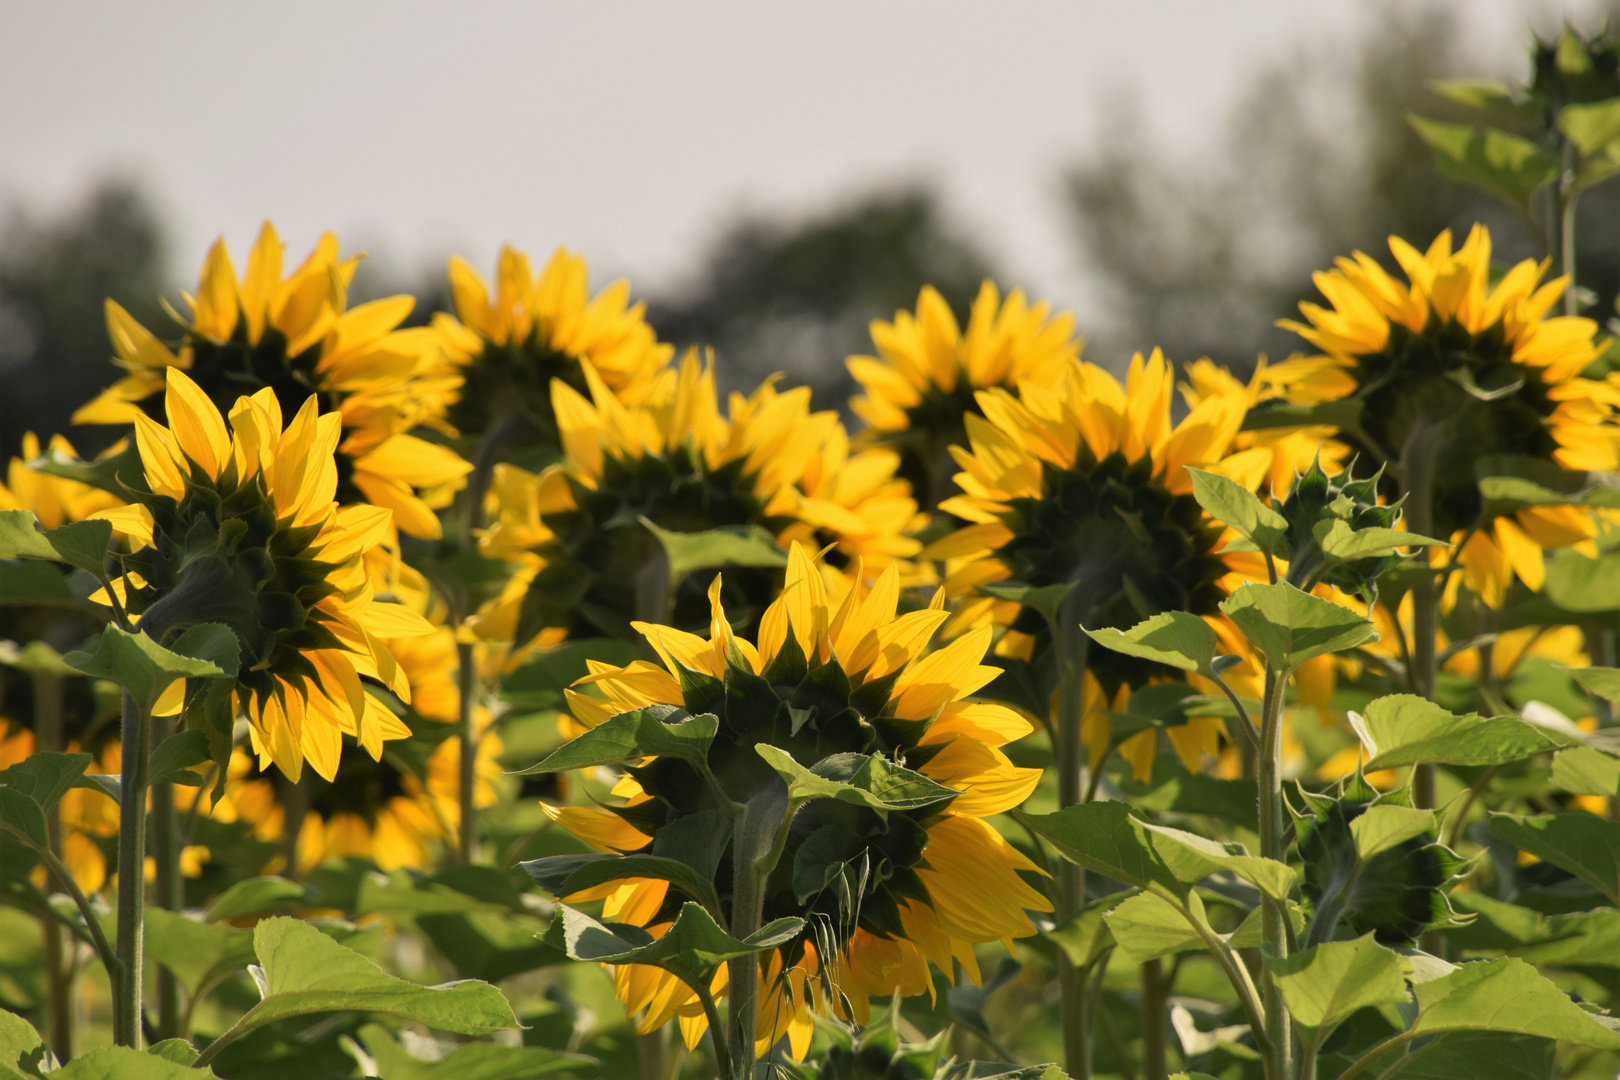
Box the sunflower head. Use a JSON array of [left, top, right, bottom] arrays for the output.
[[535, 544, 1048, 1046], [926, 350, 1266, 695], [435, 245, 674, 462], [77, 222, 468, 539], [847, 281, 1082, 508], [1532, 25, 1620, 113], [1275, 457, 1401, 599], [1278, 225, 1614, 537], [95, 368, 428, 782]]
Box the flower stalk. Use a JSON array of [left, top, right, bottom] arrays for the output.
[[113, 690, 148, 1048]]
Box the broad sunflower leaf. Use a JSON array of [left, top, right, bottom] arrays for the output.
[[0, 1009, 41, 1070], [516, 706, 716, 774], [1475, 454, 1620, 511], [42, 519, 113, 577], [0, 561, 82, 608], [549, 901, 802, 990], [1186, 468, 1287, 553], [1409, 115, 1559, 210], [64, 625, 230, 715], [1140, 820, 1296, 901], [1550, 747, 1620, 796], [1264, 933, 1408, 1038], [204, 876, 309, 922], [29, 1046, 219, 1078], [522, 852, 722, 916], [1317, 521, 1445, 563], [1408, 956, 1620, 1047], [225, 917, 516, 1040], [1558, 98, 1620, 158], [1041, 896, 1117, 968], [1489, 812, 1620, 906], [0, 509, 60, 560], [28, 440, 145, 497], [1351, 695, 1557, 771], [754, 746, 958, 812], [1570, 666, 1620, 704], [1220, 581, 1377, 672], [1351, 805, 1437, 862], [640, 519, 787, 591], [1429, 77, 1517, 110], [1546, 550, 1620, 612], [500, 638, 637, 711], [143, 907, 258, 998], [416, 910, 565, 983], [1240, 397, 1364, 433], [0, 751, 95, 848], [1015, 802, 1184, 898], [0, 639, 78, 676], [1445, 892, 1620, 966], [148, 729, 210, 787], [1104, 890, 1207, 962], [1084, 612, 1220, 677], [1366, 1032, 1555, 1080], [980, 581, 1077, 629], [352, 1023, 590, 1080]]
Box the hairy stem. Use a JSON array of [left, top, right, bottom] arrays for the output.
[[1257, 666, 1290, 1080], [149, 710, 181, 1041], [1400, 423, 1441, 810], [1054, 611, 1092, 1078], [34, 670, 74, 1062], [113, 692, 149, 1048], [1140, 957, 1170, 1080]]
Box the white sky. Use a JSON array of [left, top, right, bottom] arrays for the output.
[[0, 0, 1604, 321]]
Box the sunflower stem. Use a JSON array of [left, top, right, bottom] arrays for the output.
[[113, 691, 149, 1048], [1053, 606, 1092, 1077], [1399, 422, 1441, 811], [1561, 143, 1579, 318], [34, 669, 74, 1062], [1257, 664, 1291, 1080], [149, 709, 182, 1040], [1140, 957, 1170, 1080], [456, 640, 478, 864]]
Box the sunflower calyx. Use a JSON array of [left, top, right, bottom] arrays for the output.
[[1296, 790, 1471, 948], [1274, 458, 1429, 597]]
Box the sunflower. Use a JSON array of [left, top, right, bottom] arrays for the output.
[[922, 350, 1301, 777], [542, 543, 1050, 1058], [473, 351, 919, 652], [1275, 224, 1618, 607], [434, 245, 674, 461], [88, 367, 436, 782], [847, 281, 1083, 508], [75, 222, 471, 540]]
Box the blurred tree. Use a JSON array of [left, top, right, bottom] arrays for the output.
[[646, 187, 998, 410], [0, 181, 168, 458], [1060, 4, 1620, 374]]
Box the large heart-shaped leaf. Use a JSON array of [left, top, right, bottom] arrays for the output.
[[1220, 582, 1377, 672], [1490, 812, 1620, 906], [1351, 695, 1555, 771], [1266, 933, 1408, 1040]]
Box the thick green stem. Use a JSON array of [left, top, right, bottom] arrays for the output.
[[725, 863, 763, 1080], [635, 1028, 671, 1080], [34, 670, 74, 1062], [1561, 145, 1579, 318], [149, 711, 181, 1041], [695, 984, 732, 1080], [456, 640, 478, 865], [1140, 957, 1170, 1080], [1400, 424, 1441, 810], [113, 692, 149, 1048], [1054, 614, 1092, 1077], [1257, 666, 1290, 1080]]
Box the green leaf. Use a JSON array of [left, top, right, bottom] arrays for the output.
[[1570, 666, 1620, 704], [1104, 890, 1206, 963], [143, 907, 257, 997], [39, 1046, 220, 1079], [516, 706, 717, 774], [1351, 695, 1556, 770], [1558, 98, 1620, 157], [640, 519, 787, 590], [550, 901, 802, 990], [353, 1023, 590, 1080], [43, 519, 112, 577], [980, 581, 1077, 629], [1266, 933, 1408, 1038], [1551, 747, 1620, 796], [1141, 820, 1296, 901], [1240, 397, 1364, 433], [1042, 897, 1117, 968], [167, 623, 241, 679], [1489, 812, 1620, 906], [0, 561, 81, 608], [1410, 956, 1620, 1047], [1429, 78, 1517, 110], [204, 876, 309, 921], [64, 626, 228, 714], [1409, 115, 1559, 209], [1186, 468, 1287, 553], [148, 730, 210, 787], [500, 638, 637, 711], [522, 853, 722, 916], [145, 1040, 200, 1065], [0, 639, 79, 676], [0, 509, 61, 560], [1371, 1032, 1555, 1080], [1219, 581, 1377, 672], [0, 751, 95, 847], [1547, 552, 1620, 612], [1318, 522, 1445, 563], [1016, 803, 1184, 898], [754, 746, 958, 812], [233, 916, 517, 1037], [1475, 454, 1620, 512], [1351, 805, 1437, 861], [0, 1010, 41, 1067], [1084, 612, 1220, 677]]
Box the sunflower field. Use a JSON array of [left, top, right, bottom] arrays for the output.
[[16, 22, 1620, 1080]]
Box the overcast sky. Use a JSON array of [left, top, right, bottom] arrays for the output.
[[0, 0, 1604, 318]]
